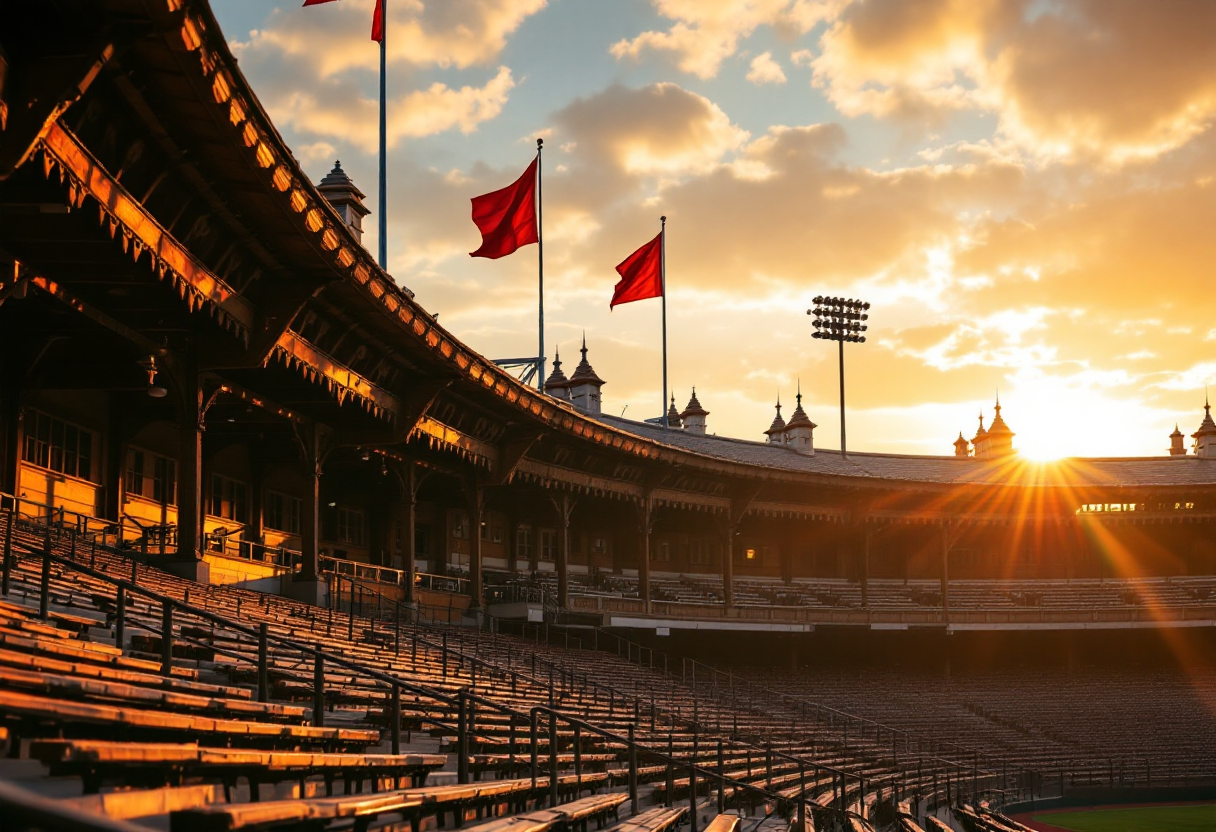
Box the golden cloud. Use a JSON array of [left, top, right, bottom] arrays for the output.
[[811, 0, 1216, 162]]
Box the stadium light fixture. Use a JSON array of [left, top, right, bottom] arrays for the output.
[[807, 296, 870, 457]]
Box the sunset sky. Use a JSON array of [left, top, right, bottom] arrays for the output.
[[214, 0, 1216, 460]]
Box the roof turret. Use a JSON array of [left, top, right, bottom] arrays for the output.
[[954, 432, 970, 457], [784, 388, 815, 431], [765, 395, 786, 441], [666, 393, 682, 428], [544, 349, 570, 399], [568, 334, 605, 387], [317, 160, 370, 243], [681, 388, 708, 419]]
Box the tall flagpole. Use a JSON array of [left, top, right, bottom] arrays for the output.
[[377, 0, 387, 270], [536, 138, 544, 390], [660, 215, 668, 428]]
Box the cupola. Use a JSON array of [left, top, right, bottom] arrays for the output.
[[982, 395, 1016, 457], [972, 412, 989, 457], [783, 383, 816, 455], [765, 395, 786, 445], [953, 432, 970, 457], [680, 388, 709, 434], [666, 393, 682, 429], [567, 335, 605, 414], [317, 161, 370, 244], [1193, 396, 1216, 458], [1169, 424, 1187, 456], [544, 350, 570, 401]]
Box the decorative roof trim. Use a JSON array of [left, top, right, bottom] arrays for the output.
[[39, 121, 253, 340], [270, 330, 398, 419]]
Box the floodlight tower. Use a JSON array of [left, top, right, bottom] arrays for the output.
[[807, 296, 870, 457]]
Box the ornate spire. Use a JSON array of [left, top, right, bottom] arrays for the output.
[[544, 347, 570, 398], [765, 392, 787, 439], [785, 380, 814, 430], [954, 431, 970, 457], [568, 333, 605, 386], [681, 387, 708, 418], [667, 392, 682, 428]]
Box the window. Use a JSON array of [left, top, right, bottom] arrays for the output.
[[516, 526, 533, 561], [592, 537, 606, 554], [23, 410, 95, 481], [656, 541, 671, 562], [492, 524, 503, 544], [125, 448, 176, 504], [265, 491, 302, 534], [690, 541, 707, 566], [540, 529, 556, 561], [210, 474, 247, 524], [452, 511, 468, 540], [415, 525, 432, 557], [337, 508, 365, 546], [153, 456, 176, 504], [125, 451, 145, 498], [480, 519, 489, 540], [745, 548, 757, 560]]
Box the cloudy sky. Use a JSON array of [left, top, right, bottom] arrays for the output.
[[215, 0, 1216, 460]]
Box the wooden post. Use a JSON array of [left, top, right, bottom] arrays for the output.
[[638, 497, 652, 615], [160, 600, 173, 677], [313, 651, 325, 728], [257, 622, 269, 702]]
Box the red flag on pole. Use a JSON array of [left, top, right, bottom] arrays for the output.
[[302, 0, 383, 42], [469, 157, 539, 259], [611, 232, 663, 308]]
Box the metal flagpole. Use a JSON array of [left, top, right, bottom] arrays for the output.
[[377, 0, 387, 270], [660, 215, 668, 428], [536, 138, 544, 390]]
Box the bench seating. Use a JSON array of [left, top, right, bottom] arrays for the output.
[[170, 774, 611, 832], [703, 814, 740, 832], [0, 689, 379, 748], [29, 740, 447, 792], [606, 806, 687, 832]]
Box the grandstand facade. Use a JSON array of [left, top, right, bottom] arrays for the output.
[[1, 2, 1214, 830]]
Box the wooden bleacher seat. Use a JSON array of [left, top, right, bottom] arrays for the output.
[[702, 814, 740, 832], [169, 774, 609, 832], [29, 740, 446, 792], [0, 689, 379, 749], [607, 806, 687, 832]]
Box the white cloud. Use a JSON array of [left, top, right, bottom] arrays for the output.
[[747, 52, 787, 85]]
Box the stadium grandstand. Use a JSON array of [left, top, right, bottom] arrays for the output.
[[0, 2, 1214, 831]]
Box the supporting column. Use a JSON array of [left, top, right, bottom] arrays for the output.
[[721, 520, 735, 609], [284, 422, 326, 606], [940, 523, 951, 621], [467, 481, 484, 608], [861, 526, 871, 608], [171, 350, 207, 582], [401, 463, 417, 607], [103, 395, 126, 523], [552, 493, 574, 609], [248, 459, 265, 555], [1, 388, 24, 497], [637, 497, 653, 615]]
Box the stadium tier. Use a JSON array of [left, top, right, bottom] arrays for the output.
[[1, 1, 1214, 831]]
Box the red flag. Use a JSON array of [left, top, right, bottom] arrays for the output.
[[469, 157, 539, 259], [302, 0, 383, 42], [611, 232, 663, 308], [371, 0, 384, 42]]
